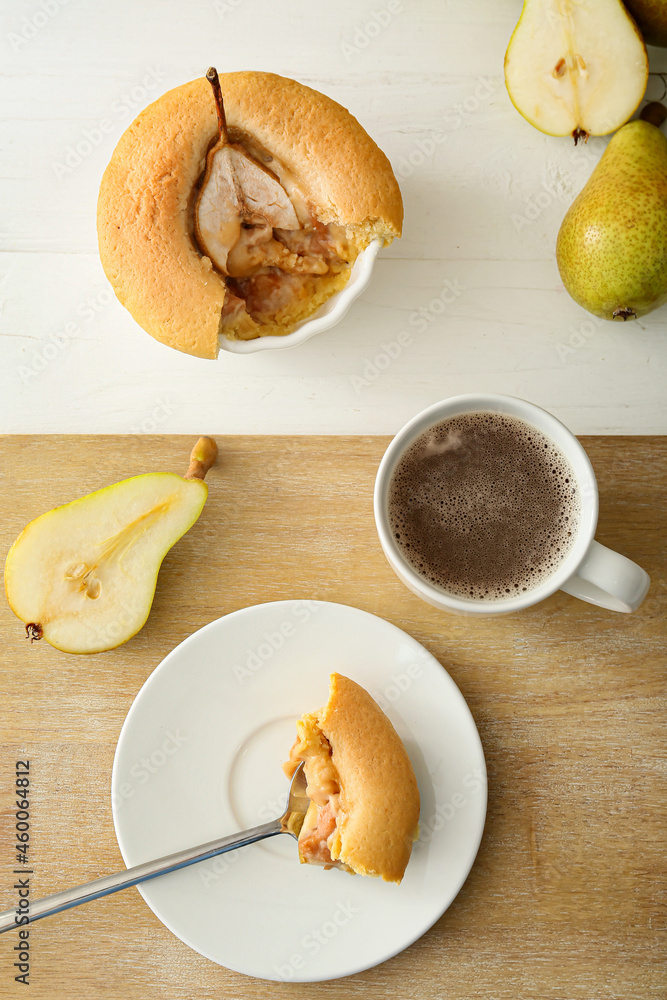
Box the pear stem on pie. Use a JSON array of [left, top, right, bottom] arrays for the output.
[[193, 72, 354, 337], [206, 67, 228, 143], [184, 436, 218, 481]]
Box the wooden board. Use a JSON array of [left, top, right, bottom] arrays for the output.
[[0, 435, 665, 999]]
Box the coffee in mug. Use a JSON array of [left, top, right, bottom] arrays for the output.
[[387, 411, 581, 601], [374, 394, 650, 616]]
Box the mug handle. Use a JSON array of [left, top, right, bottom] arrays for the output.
[[560, 540, 650, 613]]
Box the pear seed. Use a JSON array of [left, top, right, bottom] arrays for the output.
[[85, 577, 101, 600], [65, 563, 88, 580], [553, 58, 566, 79]]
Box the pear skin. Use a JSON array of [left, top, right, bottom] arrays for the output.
[[556, 114, 667, 320], [4, 437, 218, 654], [624, 0, 667, 47]]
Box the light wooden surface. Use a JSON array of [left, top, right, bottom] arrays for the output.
[[1, 1, 667, 435], [0, 434, 665, 999]]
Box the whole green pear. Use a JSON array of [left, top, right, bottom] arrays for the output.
[[556, 108, 667, 320]]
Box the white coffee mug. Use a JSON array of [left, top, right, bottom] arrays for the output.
[[374, 394, 650, 616]]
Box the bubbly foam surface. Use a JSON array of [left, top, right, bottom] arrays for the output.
[[387, 411, 581, 601]]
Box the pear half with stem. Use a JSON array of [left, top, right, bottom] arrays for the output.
[[504, 0, 648, 143], [556, 103, 667, 320], [4, 437, 218, 654], [194, 67, 303, 281]]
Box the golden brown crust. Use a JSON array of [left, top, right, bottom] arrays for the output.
[[97, 72, 403, 359], [313, 673, 419, 884], [223, 73, 403, 235]]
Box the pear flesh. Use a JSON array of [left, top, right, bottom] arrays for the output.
[[505, 0, 648, 141], [556, 117, 667, 320], [4, 438, 217, 654], [196, 144, 333, 282], [192, 69, 354, 341], [195, 142, 301, 277]]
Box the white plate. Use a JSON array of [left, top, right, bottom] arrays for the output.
[[112, 601, 487, 982], [218, 239, 381, 354]]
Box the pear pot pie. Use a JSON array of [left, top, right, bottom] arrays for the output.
[[284, 673, 420, 884], [97, 70, 403, 359]]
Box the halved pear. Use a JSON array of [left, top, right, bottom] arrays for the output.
[[194, 67, 300, 278], [4, 437, 217, 654], [504, 0, 648, 143]]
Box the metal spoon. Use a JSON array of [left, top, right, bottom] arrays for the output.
[[0, 761, 308, 934]]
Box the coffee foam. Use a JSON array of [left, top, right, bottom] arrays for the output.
[[387, 412, 581, 601]]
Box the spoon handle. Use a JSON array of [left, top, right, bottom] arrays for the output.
[[0, 819, 281, 934]]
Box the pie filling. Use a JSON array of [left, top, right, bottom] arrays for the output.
[[193, 128, 360, 341], [284, 716, 352, 872]]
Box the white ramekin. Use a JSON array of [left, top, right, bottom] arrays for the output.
[[218, 238, 382, 355]]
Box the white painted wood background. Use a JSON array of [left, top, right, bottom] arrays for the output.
[[1, 0, 666, 435]]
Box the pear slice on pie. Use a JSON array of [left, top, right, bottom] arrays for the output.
[[194, 69, 301, 280]]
